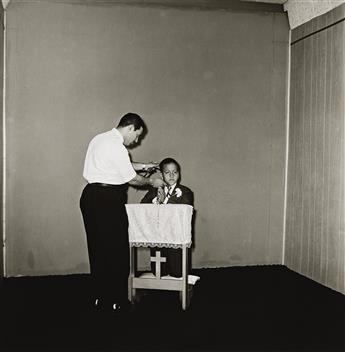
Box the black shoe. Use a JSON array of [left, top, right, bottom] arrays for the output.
[[93, 298, 107, 313], [111, 299, 132, 315], [93, 297, 132, 316]]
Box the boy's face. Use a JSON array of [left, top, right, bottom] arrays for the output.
[[162, 163, 180, 187]]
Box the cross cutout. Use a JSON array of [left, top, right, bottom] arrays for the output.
[[150, 250, 166, 279]]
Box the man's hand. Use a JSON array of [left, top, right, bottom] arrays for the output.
[[143, 162, 159, 172], [132, 161, 159, 174], [129, 169, 165, 188], [151, 177, 165, 188]]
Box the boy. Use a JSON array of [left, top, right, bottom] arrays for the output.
[[141, 158, 193, 277]]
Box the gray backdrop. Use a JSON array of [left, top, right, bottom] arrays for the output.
[[5, 2, 289, 276]]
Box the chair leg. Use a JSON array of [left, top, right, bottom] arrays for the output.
[[181, 245, 188, 310]]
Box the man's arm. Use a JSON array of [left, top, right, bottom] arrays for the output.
[[128, 173, 165, 188], [132, 162, 159, 172]]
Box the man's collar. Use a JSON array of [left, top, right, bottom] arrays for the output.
[[112, 128, 124, 144]]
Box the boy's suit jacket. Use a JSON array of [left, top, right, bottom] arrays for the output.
[[141, 184, 193, 206]]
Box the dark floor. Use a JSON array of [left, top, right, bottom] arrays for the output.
[[0, 265, 344, 352]]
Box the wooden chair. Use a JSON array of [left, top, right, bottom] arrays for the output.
[[125, 204, 193, 310]]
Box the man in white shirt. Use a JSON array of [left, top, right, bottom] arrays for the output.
[[80, 112, 164, 314]]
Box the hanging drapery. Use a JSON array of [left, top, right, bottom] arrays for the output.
[[125, 204, 193, 248]]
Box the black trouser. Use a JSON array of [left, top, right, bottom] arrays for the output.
[[80, 183, 129, 305]]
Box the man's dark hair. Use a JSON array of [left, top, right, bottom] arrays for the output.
[[159, 158, 181, 173], [117, 112, 146, 131]]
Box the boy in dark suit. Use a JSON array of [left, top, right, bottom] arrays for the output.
[[141, 158, 193, 277]]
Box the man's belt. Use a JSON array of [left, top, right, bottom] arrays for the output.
[[89, 182, 125, 189]]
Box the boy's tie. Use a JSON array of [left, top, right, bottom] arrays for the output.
[[163, 186, 174, 204]]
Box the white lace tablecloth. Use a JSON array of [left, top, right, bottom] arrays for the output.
[[125, 204, 193, 248]]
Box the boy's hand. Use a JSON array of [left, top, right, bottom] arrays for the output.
[[157, 187, 165, 203]]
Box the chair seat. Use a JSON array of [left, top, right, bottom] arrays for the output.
[[138, 272, 200, 285]]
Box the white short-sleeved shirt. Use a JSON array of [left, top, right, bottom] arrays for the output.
[[83, 128, 136, 185]]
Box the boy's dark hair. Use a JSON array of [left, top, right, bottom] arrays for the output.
[[117, 112, 146, 132], [159, 158, 181, 173]]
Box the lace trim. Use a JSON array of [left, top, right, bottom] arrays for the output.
[[130, 242, 192, 249]]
